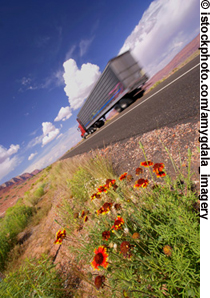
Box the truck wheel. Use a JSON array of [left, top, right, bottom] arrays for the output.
[[119, 98, 133, 109], [89, 127, 95, 134], [95, 120, 104, 128], [114, 104, 122, 113]]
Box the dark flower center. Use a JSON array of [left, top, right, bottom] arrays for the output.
[[102, 231, 110, 240], [94, 252, 104, 264], [95, 276, 105, 289], [115, 220, 122, 227], [120, 241, 130, 252]]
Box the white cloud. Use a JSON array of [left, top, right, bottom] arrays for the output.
[[54, 106, 72, 122], [0, 144, 20, 164], [41, 70, 64, 89], [0, 156, 20, 183], [42, 122, 56, 136], [26, 122, 60, 150], [20, 68, 64, 93], [22, 126, 81, 174], [56, 133, 63, 139], [28, 152, 38, 161], [0, 144, 21, 182], [29, 128, 39, 136], [63, 59, 101, 110], [27, 135, 43, 149], [65, 45, 76, 60], [119, 0, 199, 77], [21, 77, 32, 86], [42, 130, 60, 147], [79, 37, 94, 57], [41, 122, 60, 147]]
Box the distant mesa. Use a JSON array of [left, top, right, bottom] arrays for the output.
[[31, 169, 40, 176], [0, 169, 41, 190]]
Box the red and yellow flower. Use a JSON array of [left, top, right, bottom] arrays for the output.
[[134, 178, 149, 188], [102, 230, 111, 241], [135, 167, 143, 175], [105, 179, 116, 188], [119, 172, 127, 181], [97, 185, 107, 193], [90, 193, 101, 200], [153, 163, 165, 177], [54, 229, 66, 244], [54, 238, 63, 244], [140, 160, 154, 167], [153, 163, 164, 173], [111, 216, 124, 230], [84, 215, 88, 222], [156, 171, 166, 178], [81, 210, 85, 218], [97, 202, 113, 215], [91, 246, 109, 270]]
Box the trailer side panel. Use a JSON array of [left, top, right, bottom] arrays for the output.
[[77, 65, 119, 129], [77, 51, 148, 131]]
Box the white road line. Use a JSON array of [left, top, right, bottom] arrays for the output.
[[79, 61, 200, 144]]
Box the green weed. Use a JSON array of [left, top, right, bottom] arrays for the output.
[[0, 201, 33, 270], [0, 256, 64, 298]]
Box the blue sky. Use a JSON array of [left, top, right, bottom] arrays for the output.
[[0, 0, 199, 184]]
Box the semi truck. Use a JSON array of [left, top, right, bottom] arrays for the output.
[[77, 50, 148, 138]]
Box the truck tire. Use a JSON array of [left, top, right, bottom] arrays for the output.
[[114, 104, 122, 113], [89, 127, 95, 134], [119, 98, 133, 109], [94, 120, 104, 128]]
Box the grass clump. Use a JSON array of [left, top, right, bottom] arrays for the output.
[[25, 186, 45, 206], [70, 154, 114, 202], [0, 200, 33, 270], [0, 256, 64, 298]]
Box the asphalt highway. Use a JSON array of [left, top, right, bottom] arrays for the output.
[[61, 55, 200, 160]]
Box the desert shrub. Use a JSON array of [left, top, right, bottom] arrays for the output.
[[26, 186, 45, 206], [46, 164, 52, 172], [34, 187, 45, 198], [24, 191, 30, 197]]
